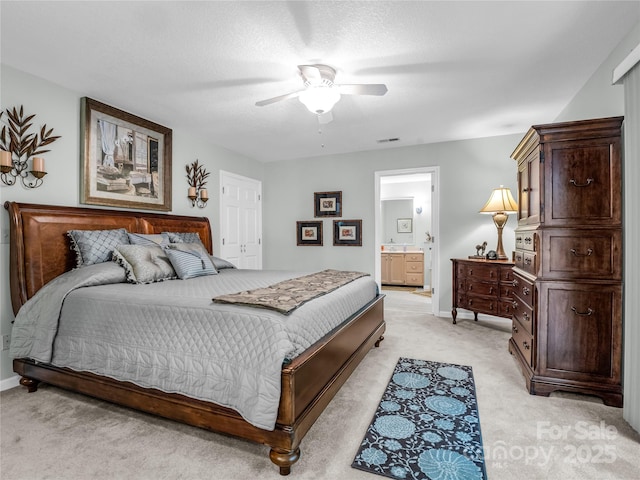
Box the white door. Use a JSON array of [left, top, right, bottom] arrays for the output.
[[219, 171, 262, 269]]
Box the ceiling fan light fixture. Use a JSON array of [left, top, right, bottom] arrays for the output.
[[298, 86, 341, 115]]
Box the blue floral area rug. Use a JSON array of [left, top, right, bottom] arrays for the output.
[[352, 358, 487, 480]]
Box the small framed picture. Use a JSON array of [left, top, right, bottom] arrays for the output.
[[397, 218, 413, 233], [297, 221, 323, 246], [333, 219, 362, 246], [314, 191, 342, 217]]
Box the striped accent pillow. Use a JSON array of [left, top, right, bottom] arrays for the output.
[[164, 243, 217, 279]]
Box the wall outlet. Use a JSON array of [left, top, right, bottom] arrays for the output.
[[2, 334, 9, 351]]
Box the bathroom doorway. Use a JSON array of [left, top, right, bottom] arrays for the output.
[[374, 167, 439, 315]]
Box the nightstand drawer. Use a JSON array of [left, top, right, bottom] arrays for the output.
[[500, 284, 515, 301], [466, 281, 497, 297], [500, 299, 514, 318], [466, 264, 499, 282], [465, 295, 498, 316]]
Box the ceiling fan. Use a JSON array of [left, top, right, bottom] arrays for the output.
[[255, 64, 388, 118]]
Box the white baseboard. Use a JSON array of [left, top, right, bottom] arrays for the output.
[[1, 375, 20, 391]]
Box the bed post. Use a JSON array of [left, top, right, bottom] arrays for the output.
[[269, 447, 300, 476]]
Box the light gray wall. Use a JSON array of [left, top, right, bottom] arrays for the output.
[[555, 22, 639, 122], [0, 65, 264, 381], [261, 135, 521, 316]]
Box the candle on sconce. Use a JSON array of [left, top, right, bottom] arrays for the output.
[[32, 157, 45, 172], [0, 150, 12, 167], [188, 186, 197, 198], [199, 188, 208, 200]]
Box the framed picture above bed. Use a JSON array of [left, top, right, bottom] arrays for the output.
[[333, 219, 362, 246], [297, 221, 323, 246], [80, 97, 173, 211], [314, 191, 342, 217]]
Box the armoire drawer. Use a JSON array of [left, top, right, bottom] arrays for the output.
[[512, 297, 534, 334], [512, 273, 534, 307], [512, 317, 533, 367], [540, 229, 622, 280]]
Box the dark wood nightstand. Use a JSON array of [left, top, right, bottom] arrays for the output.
[[451, 258, 515, 324]]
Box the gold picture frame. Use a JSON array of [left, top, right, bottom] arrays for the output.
[[80, 97, 172, 211]]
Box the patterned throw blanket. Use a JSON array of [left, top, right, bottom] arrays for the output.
[[212, 269, 369, 314]]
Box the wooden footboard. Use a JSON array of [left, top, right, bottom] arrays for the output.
[[14, 294, 385, 475]]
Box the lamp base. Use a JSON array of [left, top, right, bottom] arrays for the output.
[[493, 212, 509, 261]]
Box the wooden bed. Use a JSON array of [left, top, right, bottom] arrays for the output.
[[4, 201, 385, 475]]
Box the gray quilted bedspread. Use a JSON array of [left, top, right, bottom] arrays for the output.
[[10, 264, 377, 430]]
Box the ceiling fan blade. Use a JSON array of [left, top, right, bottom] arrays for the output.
[[255, 90, 302, 107], [337, 84, 388, 96], [317, 111, 333, 124], [298, 64, 323, 84]]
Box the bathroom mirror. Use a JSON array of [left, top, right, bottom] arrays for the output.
[[381, 197, 414, 245]]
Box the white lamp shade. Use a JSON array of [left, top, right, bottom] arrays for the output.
[[299, 86, 341, 114], [479, 186, 518, 214]]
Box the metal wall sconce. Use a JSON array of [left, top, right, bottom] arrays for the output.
[[0, 105, 60, 189], [186, 159, 210, 208]]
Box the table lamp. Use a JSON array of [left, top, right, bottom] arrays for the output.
[[479, 185, 518, 260]]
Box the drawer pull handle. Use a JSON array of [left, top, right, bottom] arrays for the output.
[[524, 237, 532, 244], [524, 257, 532, 265], [512, 325, 518, 333], [523, 312, 529, 322], [512, 279, 519, 287], [522, 341, 530, 350], [512, 301, 518, 309], [489, 286, 494, 294], [570, 177, 594, 187], [522, 287, 530, 296], [571, 307, 594, 316], [570, 248, 593, 257]]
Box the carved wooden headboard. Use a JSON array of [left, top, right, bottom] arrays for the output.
[[4, 202, 212, 316]]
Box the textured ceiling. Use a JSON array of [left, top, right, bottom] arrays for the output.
[[1, 1, 638, 162]]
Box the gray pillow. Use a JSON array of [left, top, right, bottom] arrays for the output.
[[210, 256, 236, 270], [164, 243, 217, 279], [112, 244, 177, 284], [68, 228, 130, 267], [163, 231, 206, 249], [127, 232, 169, 246]]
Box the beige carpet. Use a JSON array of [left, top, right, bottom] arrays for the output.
[[1, 290, 639, 479]]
